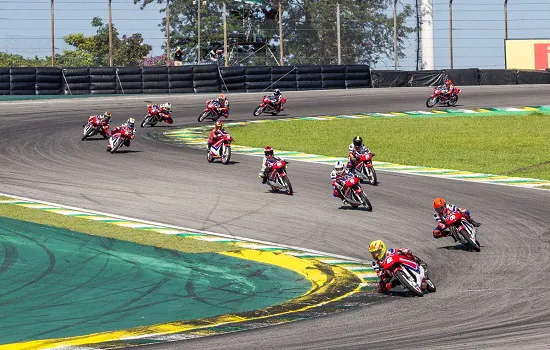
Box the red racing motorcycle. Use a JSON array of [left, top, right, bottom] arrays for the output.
[[141, 105, 171, 128], [445, 211, 481, 252], [206, 132, 233, 164], [426, 87, 460, 108], [351, 153, 378, 185], [265, 159, 293, 195], [106, 128, 135, 154], [339, 174, 373, 211], [377, 253, 436, 297], [198, 101, 223, 122], [253, 96, 287, 116]]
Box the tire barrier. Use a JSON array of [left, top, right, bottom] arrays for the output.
[[1, 65, 549, 96], [36, 67, 62, 95]]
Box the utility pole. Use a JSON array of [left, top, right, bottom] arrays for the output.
[[197, 0, 201, 64], [51, 0, 55, 66], [504, 0, 509, 40], [336, 2, 341, 64], [449, 0, 454, 69], [393, 0, 398, 70], [223, 2, 228, 67], [108, 0, 113, 66], [279, 0, 284, 65], [166, 0, 171, 66]]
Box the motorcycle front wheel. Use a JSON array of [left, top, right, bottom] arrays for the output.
[[426, 97, 438, 108], [395, 270, 424, 297], [110, 138, 123, 154], [460, 228, 481, 252], [141, 115, 152, 128], [367, 167, 378, 186], [253, 106, 264, 116], [198, 111, 210, 122], [221, 146, 231, 164], [82, 126, 94, 141], [359, 192, 373, 211], [281, 175, 293, 195]]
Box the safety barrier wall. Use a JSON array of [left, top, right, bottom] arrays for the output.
[[0, 65, 549, 95]]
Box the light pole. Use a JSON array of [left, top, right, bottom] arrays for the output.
[[279, 0, 284, 65], [504, 0, 509, 40], [449, 0, 453, 69], [108, 0, 113, 66], [393, 0, 398, 70], [197, 0, 202, 64], [166, 0, 170, 66], [337, 2, 341, 64], [51, 0, 55, 66]]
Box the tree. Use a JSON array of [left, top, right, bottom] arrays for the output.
[[133, 0, 414, 66], [63, 17, 152, 66]]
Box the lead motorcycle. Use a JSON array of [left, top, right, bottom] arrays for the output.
[[253, 96, 287, 116], [426, 86, 460, 108], [351, 152, 378, 185], [206, 132, 233, 164], [338, 174, 373, 211], [376, 252, 436, 297], [106, 128, 135, 154], [445, 211, 481, 252], [264, 159, 293, 195]]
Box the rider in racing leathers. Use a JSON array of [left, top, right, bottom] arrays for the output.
[[432, 197, 481, 239], [86, 111, 112, 137], [147, 103, 173, 124], [436, 79, 456, 99], [209, 94, 229, 119], [368, 239, 425, 293], [267, 89, 284, 111], [207, 121, 226, 151], [109, 118, 136, 149], [330, 160, 354, 205], [258, 146, 286, 184], [347, 136, 374, 171]]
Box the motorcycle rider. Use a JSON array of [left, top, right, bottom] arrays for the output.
[[436, 79, 456, 99], [86, 111, 112, 137], [147, 103, 173, 124], [258, 146, 286, 184], [210, 94, 229, 119], [207, 121, 226, 151], [432, 197, 481, 239], [368, 239, 425, 294], [109, 118, 136, 150], [267, 89, 284, 111], [330, 160, 354, 205], [347, 136, 374, 171]]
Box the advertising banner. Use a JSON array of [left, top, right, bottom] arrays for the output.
[[505, 39, 550, 70]]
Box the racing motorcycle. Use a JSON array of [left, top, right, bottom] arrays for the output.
[[445, 211, 481, 252], [377, 253, 436, 297], [253, 96, 287, 116], [141, 105, 170, 127], [339, 174, 373, 211], [351, 153, 378, 185], [265, 159, 293, 195], [206, 132, 233, 164], [198, 101, 223, 122], [106, 128, 135, 154], [82, 118, 108, 141], [426, 86, 460, 108]]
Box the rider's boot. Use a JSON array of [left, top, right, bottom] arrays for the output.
[[470, 219, 481, 227]]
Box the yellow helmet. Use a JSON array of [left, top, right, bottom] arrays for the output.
[[368, 240, 387, 261]]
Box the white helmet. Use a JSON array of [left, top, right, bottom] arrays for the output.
[[334, 161, 345, 175], [164, 102, 171, 111]]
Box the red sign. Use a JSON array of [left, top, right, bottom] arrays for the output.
[[534, 43, 550, 70]]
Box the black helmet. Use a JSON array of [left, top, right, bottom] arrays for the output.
[[353, 136, 363, 148]]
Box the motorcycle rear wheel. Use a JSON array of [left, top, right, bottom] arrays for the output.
[[460, 228, 481, 252], [395, 270, 424, 297], [447, 95, 459, 107], [426, 97, 438, 108]]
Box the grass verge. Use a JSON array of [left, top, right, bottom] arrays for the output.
[[0, 202, 236, 253], [228, 113, 550, 180]]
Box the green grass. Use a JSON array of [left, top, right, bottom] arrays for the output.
[[0, 195, 15, 200], [0, 204, 237, 253], [228, 113, 550, 180]]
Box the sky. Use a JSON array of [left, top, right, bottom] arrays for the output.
[[1, 0, 549, 70]]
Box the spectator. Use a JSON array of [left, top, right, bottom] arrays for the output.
[[174, 47, 183, 66]]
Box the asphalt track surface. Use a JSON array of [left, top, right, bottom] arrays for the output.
[[1, 85, 550, 349]]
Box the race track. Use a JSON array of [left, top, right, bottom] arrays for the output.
[[1, 85, 550, 349]]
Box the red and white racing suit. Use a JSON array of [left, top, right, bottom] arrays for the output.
[[110, 124, 135, 147], [330, 169, 353, 200], [433, 203, 473, 238], [88, 115, 111, 137], [347, 144, 372, 170], [207, 129, 225, 149]]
